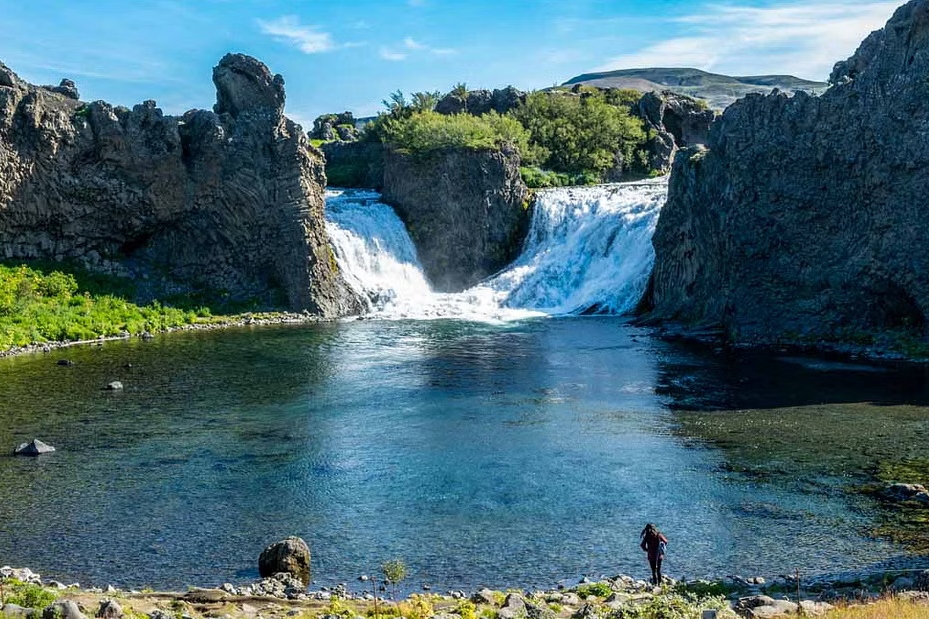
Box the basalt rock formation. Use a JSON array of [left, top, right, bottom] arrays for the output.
[[635, 91, 716, 174], [381, 146, 529, 292], [0, 53, 357, 315], [643, 0, 929, 345]]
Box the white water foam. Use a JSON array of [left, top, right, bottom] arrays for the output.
[[324, 178, 667, 321]]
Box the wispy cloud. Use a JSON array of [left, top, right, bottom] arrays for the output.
[[379, 47, 408, 61], [380, 36, 457, 61], [595, 1, 899, 80], [257, 15, 335, 54]]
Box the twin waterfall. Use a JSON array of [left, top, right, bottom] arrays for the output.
[[324, 180, 668, 321]]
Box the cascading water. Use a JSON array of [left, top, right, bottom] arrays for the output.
[[324, 178, 668, 320]]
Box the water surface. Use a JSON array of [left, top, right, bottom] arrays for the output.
[[1, 318, 927, 591]]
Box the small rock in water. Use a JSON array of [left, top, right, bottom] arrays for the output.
[[103, 381, 123, 391], [13, 439, 56, 457], [358, 575, 369, 581]]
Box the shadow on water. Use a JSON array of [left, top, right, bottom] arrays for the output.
[[655, 339, 929, 411], [655, 339, 929, 564]]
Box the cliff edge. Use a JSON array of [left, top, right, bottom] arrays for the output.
[[643, 0, 929, 345], [0, 53, 357, 315]]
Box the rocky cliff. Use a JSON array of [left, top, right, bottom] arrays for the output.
[[0, 53, 357, 315], [381, 146, 528, 292], [643, 0, 929, 345]]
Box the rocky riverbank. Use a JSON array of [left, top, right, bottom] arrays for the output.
[[4, 564, 929, 619]]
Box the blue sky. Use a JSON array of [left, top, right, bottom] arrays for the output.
[[0, 0, 901, 126]]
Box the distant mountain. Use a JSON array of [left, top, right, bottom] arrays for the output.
[[562, 68, 828, 110]]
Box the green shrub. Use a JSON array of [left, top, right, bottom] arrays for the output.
[[520, 167, 572, 188], [1, 580, 59, 610], [380, 111, 530, 156], [512, 90, 648, 179], [576, 582, 613, 599]]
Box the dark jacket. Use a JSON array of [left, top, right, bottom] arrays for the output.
[[641, 532, 668, 562]]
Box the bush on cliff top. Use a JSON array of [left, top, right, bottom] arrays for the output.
[[0, 264, 198, 350], [380, 110, 531, 156], [513, 90, 648, 177]]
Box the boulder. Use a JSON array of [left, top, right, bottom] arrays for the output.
[[258, 537, 311, 586], [13, 439, 56, 456], [471, 588, 497, 605], [1, 604, 35, 619], [498, 594, 527, 619], [96, 600, 122, 619], [43, 601, 87, 619]]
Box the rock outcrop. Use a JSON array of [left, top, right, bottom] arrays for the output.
[[0, 54, 357, 315], [435, 87, 526, 117], [635, 91, 716, 174], [643, 0, 929, 345], [381, 146, 529, 292]]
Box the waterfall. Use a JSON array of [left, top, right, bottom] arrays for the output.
[[324, 178, 667, 321]]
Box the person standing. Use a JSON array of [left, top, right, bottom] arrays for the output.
[[639, 523, 668, 585]]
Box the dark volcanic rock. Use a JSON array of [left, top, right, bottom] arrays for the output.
[[435, 87, 525, 117], [635, 91, 715, 173], [643, 0, 929, 345], [258, 536, 311, 586], [212, 53, 284, 118], [381, 146, 529, 292], [0, 55, 357, 314]]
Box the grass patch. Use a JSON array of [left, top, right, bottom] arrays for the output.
[[824, 596, 929, 618], [0, 263, 202, 350]]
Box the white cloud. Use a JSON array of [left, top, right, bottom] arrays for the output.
[[257, 15, 335, 54], [404, 37, 426, 50], [595, 1, 900, 80], [379, 47, 408, 61]]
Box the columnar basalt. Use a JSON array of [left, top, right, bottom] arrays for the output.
[[0, 53, 358, 315], [643, 0, 929, 345]]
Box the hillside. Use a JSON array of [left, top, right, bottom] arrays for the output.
[[563, 67, 828, 109]]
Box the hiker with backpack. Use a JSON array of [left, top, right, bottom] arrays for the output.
[[639, 523, 668, 585]]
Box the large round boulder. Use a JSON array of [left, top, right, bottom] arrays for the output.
[[258, 536, 311, 586]]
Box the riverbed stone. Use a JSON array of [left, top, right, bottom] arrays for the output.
[[13, 439, 56, 456], [258, 537, 311, 586], [43, 600, 87, 619], [103, 381, 123, 391]]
